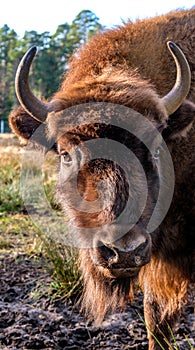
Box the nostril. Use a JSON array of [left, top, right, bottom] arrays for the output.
[[134, 239, 150, 266], [98, 242, 118, 265]]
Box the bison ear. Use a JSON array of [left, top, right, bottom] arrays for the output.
[[9, 106, 42, 143], [9, 106, 52, 149], [162, 100, 195, 141]]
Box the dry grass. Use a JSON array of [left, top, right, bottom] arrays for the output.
[[0, 133, 81, 297]]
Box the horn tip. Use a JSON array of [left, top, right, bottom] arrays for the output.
[[167, 40, 174, 46], [27, 46, 38, 57], [167, 41, 176, 51]]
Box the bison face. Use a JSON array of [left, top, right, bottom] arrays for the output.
[[53, 107, 162, 279]]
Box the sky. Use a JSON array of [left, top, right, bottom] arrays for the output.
[[1, 0, 194, 37]]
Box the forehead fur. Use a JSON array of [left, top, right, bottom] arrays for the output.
[[46, 100, 165, 148], [49, 67, 168, 132], [47, 69, 167, 144]]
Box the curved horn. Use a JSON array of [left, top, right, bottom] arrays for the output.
[[15, 46, 49, 122], [162, 41, 191, 115]]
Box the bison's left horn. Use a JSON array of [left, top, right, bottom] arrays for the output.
[[162, 41, 191, 115], [15, 46, 51, 122]]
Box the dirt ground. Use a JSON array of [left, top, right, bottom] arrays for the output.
[[0, 134, 194, 349], [0, 251, 194, 350]]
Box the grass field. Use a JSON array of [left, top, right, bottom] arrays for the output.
[[0, 134, 81, 297]]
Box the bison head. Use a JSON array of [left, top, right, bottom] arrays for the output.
[[9, 41, 194, 322]]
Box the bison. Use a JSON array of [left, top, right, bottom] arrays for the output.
[[9, 8, 195, 350]]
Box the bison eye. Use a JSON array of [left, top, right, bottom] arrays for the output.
[[61, 151, 72, 165], [153, 147, 160, 161]]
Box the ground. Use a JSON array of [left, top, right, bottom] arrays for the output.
[[0, 251, 194, 350], [0, 134, 194, 349]]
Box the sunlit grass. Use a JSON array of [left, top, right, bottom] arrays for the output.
[[0, 214, 39, 254], [0, 152, 23, 213], [0, 136, 81, 298]]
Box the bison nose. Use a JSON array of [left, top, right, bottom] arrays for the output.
[[96, 238, 151, 268]]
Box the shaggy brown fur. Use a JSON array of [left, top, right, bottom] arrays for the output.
[[79, 248, 135, 325], [9, 9, 195, 350], [61, 8, 195, 100]]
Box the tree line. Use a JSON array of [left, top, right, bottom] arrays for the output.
[[0, 10, 104, 132]]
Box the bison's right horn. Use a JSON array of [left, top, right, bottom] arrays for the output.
[[162, 41, 191, 116], [15, 46, 51, 123]]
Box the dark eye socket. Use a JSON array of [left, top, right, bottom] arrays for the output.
[[61, 151, 72, 164]]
